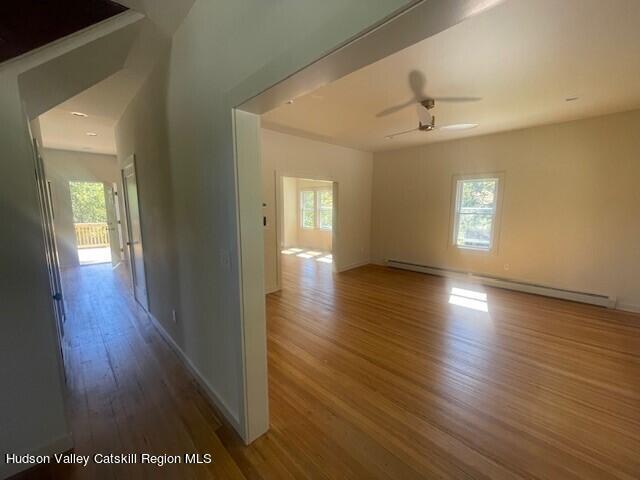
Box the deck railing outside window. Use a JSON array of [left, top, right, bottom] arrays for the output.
[[74, 222, 109, 248]]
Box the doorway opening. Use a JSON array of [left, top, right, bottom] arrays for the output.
[[280, 176, 334, 266], [69, 181, 113, 265]]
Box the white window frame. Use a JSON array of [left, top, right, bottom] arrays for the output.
[[451, 173, 503, 253], [300, 190, 316, 230]]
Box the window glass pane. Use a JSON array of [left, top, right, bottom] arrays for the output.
[[460, 179, 497, 211], [302, 209, 315, 229], [456, 213, 493, 249], [319, 209, 332, 229], [301, 191, 314, 209], [318, 190, 332, 208]]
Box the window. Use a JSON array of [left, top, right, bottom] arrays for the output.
[[453, 176, 500, 251], [300, 188, 333, 230], [300, 190, 315, 229], [317, 189, 333, 230]]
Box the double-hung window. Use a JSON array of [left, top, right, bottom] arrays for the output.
[[317, 189, 333, 230], [453, 176, 500, 251], [300, 188, 333, 230], [300, 190, 316, 229]]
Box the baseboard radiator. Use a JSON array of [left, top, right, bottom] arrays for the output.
[[386, 259, 616, 308]]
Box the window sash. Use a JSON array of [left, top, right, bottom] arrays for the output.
[[317, 188, 332, 230], [300, 190, 315, 229], [300, 188, 333, 230], [454, 178, 499, 251]]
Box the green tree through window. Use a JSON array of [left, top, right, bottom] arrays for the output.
[[69, 182, 107, 223]]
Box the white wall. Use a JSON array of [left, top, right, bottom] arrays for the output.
[[371, 109, 640, 311], [43, 148, 120, 268], [165, 0, 410, 437], [114, 55, 181, 342], [262, 129, 373, 292], [0, 81, 71, 480]]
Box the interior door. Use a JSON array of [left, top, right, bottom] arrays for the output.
[[32, 139, 66, 350], [104, 184, 122, 267], [122, 159, 149, 311]]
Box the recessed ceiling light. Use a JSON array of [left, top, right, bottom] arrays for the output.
[[565, 96, 579, 102], [71, 111, 88, 117], [86, 132, 98, 136], [440, 123, 479, 131]]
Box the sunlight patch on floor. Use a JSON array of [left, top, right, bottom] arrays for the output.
[[448, 286, 488, 312], [282, 248, 333, 264]]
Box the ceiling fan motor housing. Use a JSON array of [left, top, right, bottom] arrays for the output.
[[421, 98, 435, 110]]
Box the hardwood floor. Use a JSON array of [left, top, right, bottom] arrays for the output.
[[17, 264, 246, 480], [19, 257, 640, 479], [222, 254, 640, 479]]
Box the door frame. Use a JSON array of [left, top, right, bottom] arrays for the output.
[[121, 154, 150, 311]]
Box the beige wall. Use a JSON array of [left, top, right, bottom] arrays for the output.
[[261, 128, 373, 292], [371, 109, 640, 311], [43, 148, 120, 268]]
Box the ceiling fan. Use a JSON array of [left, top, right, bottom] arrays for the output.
[[379, 70, 480, 139], [384, 99, 478, 139]]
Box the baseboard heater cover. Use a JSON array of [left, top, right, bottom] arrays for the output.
[[386, 259, 616, 308]]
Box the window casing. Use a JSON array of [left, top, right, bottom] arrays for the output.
[[300, 188, 333, 230], [453, 176, 500, 252]]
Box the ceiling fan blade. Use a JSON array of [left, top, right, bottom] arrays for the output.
[[436, 123, 479, 131], [431, 96, 482, 103], [385, 127, 419, 139], [376, 99, 415, 118], [416, 103, 432, 125]]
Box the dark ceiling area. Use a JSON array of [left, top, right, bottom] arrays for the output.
[[0, 0, 128, 64]]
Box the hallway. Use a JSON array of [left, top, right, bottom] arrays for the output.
[[21, 264, 245, 479]]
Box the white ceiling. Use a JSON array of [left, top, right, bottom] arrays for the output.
[[38, 0, 194, 155], [262, 0, 640, 152]]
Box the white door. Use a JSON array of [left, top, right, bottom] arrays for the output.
[[122, 159, 149, 311], [104, 184, 122, 268]]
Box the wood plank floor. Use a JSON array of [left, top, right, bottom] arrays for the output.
[[221, 255, 640, 479], [17, 264, 246, 480], [19, 257, 640, 479]]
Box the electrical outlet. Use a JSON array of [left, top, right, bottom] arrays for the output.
[[504, 263, 510, 271], [172, 309, 178, 323]]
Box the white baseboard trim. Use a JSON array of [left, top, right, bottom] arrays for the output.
[[387, 259, 616, 309], [337, 260, 370, 273], [146, 313, 243, 435], [1, 433, 73, 479], [616, 302, 640, 314]]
